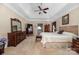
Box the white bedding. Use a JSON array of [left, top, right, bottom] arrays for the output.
[[41, 32, 77, 45]]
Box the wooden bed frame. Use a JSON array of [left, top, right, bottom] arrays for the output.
[[59, 25, 78, 35]]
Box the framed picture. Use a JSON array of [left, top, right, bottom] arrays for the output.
[[62, 14, 69, 25]]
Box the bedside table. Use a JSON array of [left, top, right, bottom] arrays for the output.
[[72, 38, 79, 53]]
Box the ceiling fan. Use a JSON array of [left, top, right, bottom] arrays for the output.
[[34, 4, 49, 14]]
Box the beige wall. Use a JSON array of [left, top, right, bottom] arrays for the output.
[[56, 7, 79, 35], [0, 4, 27, 38]]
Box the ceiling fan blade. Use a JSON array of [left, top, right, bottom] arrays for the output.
[[43, 8, 49, 10], [38, 6, 42, 10], [43, 10, 47, 14], [39, 12, 41, 14]]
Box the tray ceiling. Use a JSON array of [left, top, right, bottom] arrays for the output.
[[3, 3, 79, 21]]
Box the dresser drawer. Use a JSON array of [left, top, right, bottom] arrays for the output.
[[75, 41, 79, 45], [73, 41, 79, 45], [73, 44, 79, 48], [8, 31, 26, 47], [72, 39, 79, 53]]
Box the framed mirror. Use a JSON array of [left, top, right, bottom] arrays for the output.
[[11, 18, 22, 32]]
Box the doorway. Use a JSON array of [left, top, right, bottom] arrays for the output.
[[26, 24, 33, 35], [52, 22, 56, 32], [37, 24, 43, 35]]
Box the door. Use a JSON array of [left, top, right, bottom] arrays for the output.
[[44, 24, 50, 32]]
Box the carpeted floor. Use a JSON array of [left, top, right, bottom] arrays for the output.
[[3, 36, 78, 55]]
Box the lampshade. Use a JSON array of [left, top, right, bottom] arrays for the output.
[[37, 26, 41, 30]]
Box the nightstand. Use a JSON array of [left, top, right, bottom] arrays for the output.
[[72, 38, 79, 53]]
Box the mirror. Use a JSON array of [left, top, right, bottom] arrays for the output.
[[11, 18, 22, 32], [37, 24, 43, 35]]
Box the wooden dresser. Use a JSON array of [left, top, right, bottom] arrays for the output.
[[8, 31, 26, 47], [72, 38, 79, 53]]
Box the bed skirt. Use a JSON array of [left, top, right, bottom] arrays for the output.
[[42, 42, 72, 48]]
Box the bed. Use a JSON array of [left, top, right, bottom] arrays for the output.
[[41, 25, 78, 48]]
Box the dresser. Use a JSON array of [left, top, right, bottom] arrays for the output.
[[8, 31, 26, 47], [72, 38, 79, 53]]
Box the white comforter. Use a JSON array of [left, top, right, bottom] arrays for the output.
[[41, 32, 77, 45]]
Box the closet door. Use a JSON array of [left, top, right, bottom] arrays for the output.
[[44, 24, 50, 32]]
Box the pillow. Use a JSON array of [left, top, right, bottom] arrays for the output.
[[57, 30, 64, 34]]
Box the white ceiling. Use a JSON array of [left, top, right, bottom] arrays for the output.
[[3, 3, 79, 21]]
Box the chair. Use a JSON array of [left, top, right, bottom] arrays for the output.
[[0, 42, 5, 55], [36, 35, 42, 42]]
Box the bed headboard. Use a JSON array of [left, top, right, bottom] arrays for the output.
[[59, 25, 78, 35]]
